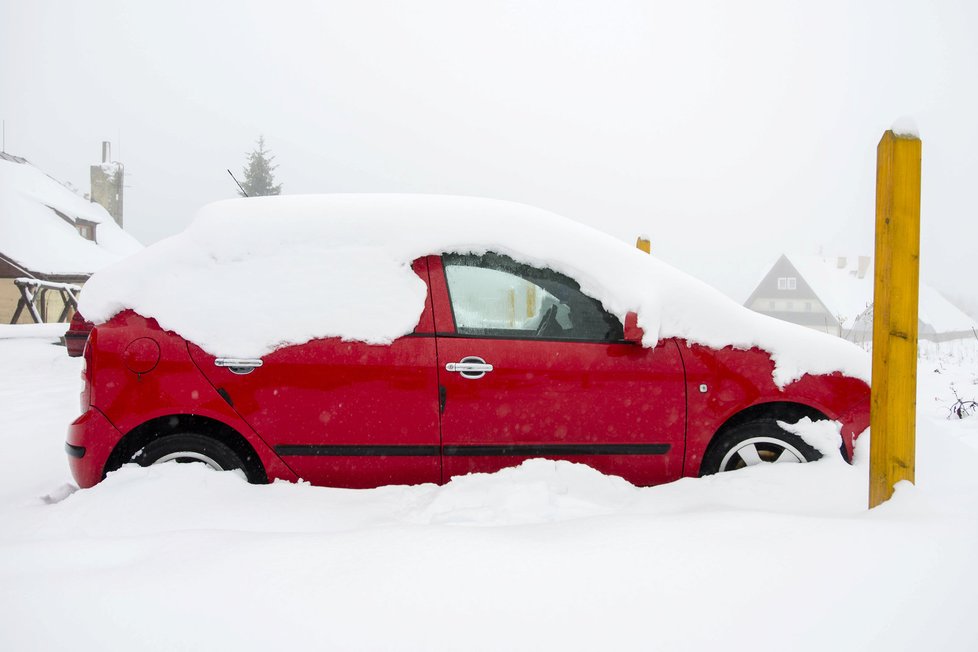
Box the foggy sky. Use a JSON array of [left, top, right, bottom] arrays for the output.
[[2, 0, 976, 305]]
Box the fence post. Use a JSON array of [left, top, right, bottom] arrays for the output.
[[869, 129, 922, 508]]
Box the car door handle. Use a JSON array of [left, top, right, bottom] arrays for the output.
[[445, 356, 493, 379], [446, 362, 493, 372], [215, 358, 263, 375]]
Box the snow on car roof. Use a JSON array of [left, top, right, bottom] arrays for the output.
[[79, 194, 870, 386]]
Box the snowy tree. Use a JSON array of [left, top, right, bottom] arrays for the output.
[[238, 135, 282, 197]]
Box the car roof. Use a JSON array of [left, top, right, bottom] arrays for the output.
[[79, 194, 870, 386]]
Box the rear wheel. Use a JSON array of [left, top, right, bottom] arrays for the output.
[[132, 434, 246, 476], [701, 419, 822, 475]]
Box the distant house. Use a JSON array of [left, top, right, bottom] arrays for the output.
[[745, 253, 977, 344], [0, 151, 142, 324]]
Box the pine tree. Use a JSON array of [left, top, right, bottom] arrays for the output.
[[239, 135, 282, 197]]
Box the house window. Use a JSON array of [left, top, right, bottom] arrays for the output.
[[768, 300, 776, 311], [777, 277, 797, 291], [75, 221, 96, 242], [805, 301, 812, 312], [786, 300, 794, 311]]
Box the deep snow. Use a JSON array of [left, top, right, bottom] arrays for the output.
[[0, 325, 976, 651]]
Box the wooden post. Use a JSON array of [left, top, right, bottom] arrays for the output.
[[526, 284, 537, 318], [636, 237, 650, 254], [507, 287, 516, 327], [869, 130, 921, 508]]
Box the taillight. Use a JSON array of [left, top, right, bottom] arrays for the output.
[[80, 328, 95, 411]]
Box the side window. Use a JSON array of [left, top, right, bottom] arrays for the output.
[[442, 252, 624, 342]]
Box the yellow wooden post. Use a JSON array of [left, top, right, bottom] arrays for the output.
[[526, 284, 537, 319], [869, 129, 922, 508], [636, 237, 651, 254], [507, 287, 516, 327]]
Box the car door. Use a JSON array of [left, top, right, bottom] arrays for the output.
[[187, 258, 441, 488], [430, 253, 687, 486]]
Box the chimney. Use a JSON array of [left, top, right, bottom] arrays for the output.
[[90, 141, 124, 228], [857, 255, 871, 279], [836, 256, 847, 269]]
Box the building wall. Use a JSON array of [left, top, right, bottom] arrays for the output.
[[0, 279, 79, 324], [746, 303, 841, 336], [0, 280, 26, 323]]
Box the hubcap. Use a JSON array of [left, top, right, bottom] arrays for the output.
[[719, 436, 806, 472], [152, 451, 224, 471]]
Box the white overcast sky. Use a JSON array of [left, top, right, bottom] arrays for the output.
[[1, 0, 976, 304]]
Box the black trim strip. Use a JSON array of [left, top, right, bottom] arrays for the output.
[[217, 387, 234, 407], [444, 444, 670, 456], [276, 445, 440, 457], [274, 443, 670, 457], [65, 442, 86, 458]]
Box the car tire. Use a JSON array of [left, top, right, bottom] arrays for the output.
[[700, 419, 822, 475], [132, 434, 247, 476]]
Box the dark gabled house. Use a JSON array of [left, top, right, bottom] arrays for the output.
[[745, 253, 976, 344]]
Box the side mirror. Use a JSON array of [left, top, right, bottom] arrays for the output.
[[623, 311, 644, 344]]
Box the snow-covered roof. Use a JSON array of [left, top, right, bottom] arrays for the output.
[[80, 194, 871, 387], [918, 285, 978, 335], [0, 157, 142, 276], [786, 254, 874, 324], [784, 254, 977, 334]]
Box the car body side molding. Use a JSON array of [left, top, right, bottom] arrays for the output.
[[274, 443, 671, 457]]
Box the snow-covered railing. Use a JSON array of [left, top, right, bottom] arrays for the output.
[[11, 277, 82, 324]]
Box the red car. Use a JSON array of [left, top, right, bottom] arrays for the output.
[[64, 311, 93, 357], [67, 220, 870, 490]]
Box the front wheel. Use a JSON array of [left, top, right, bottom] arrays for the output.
[[700, 419, 822, 475], [132, 434, 247, 476]]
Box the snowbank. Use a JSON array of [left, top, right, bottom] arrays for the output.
[[779, 417, 844, 457], [1, 331, 977, 651], [79, 194, 869, 386]]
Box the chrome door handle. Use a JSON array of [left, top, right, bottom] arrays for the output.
[[446, 356, 493, 379], [445, 362, 493, 372], [215, 358, 263, 375]]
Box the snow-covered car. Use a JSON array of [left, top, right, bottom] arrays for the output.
[[66, 195, 871, 489]]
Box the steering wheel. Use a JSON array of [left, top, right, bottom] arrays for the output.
[[535, 304, 562, 338]]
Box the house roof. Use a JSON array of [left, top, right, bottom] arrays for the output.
[[0, 156, 142, 276], [782, 254, 976, 334]]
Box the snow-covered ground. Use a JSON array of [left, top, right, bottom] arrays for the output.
[[0, 325, 976, 651]]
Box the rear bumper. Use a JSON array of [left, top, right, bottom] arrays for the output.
[[67, 408, 123, 488], [64, 331, 88, 357]]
